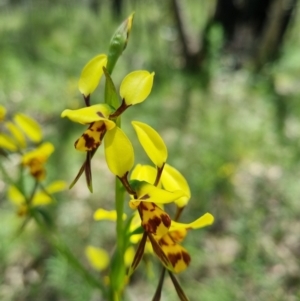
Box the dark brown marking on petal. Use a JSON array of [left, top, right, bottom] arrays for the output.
[[139, 194, 150, 200], [182, 250, 191, 266], [88, 123, 95, 130], [96, 124, 106, 132], [137, 204, 144, 221], [148, 233, 170, 266], [139, 202, 150, 211], [168, 252, 182, 268], [97, 111, 105, 118], [83, 134, 96, 149], [143, 215, 161, 234], [158, 237, 169, 246], [161, 213, 171, 228]]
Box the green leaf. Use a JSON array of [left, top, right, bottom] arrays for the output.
[[103, 67, 120, 109]]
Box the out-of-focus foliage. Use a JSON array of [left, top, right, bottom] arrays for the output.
[[1, 1, 300, 301]]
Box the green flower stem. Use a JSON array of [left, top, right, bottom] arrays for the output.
[[105, 58, 126, 299], [116, 176, 125, 252]]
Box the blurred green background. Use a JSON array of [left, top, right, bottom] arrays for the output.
[[1, 0, 300, 300]]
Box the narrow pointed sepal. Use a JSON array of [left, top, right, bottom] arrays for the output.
[[168, 271, 190, 301], [69, 160, 86, 189], [128, 231, 148, 277], [152, 268, 166, 301], [85, 151, 93, 192]]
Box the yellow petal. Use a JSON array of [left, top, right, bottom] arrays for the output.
[[161, 164, 191, 207], [93, 208, 126, 221], [168, 229, 187, 243], [138, 202, 171, 236], [32, 181, 66, 206], [104, 127, 134, 177], [120, 71, 154, 105], [78, 54, 108, 97], [61, 104, 114, 125], [5, 121, 26, 149], [130, 164, 158, 186], [158, 234, 191, 273], [85, 245, 109, 271], [45, 180, 67, 194], [0, 105, 6, 121], [170, 213, 214, 231], [14, 113, 42, 143], [0, 134, 18, 151], [8, 186, 25, 206], [75, 121, 106, 151], [132, 121, 167, 168], [22, 142, 54, 165], [32, 192, 53, 206], [132, 181, 185, 204]]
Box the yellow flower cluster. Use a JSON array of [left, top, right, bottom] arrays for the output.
[[0, 106, 66, 215], [60, 13, 214, 299]]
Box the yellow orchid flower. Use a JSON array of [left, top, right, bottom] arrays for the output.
[[128, 207, 214, 274], [61, 104, 115, 152], [154, 213, 214, 273], [0, 111, 42, 151], [5, 121, 27, 149], [22, 142, 54, 181]]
